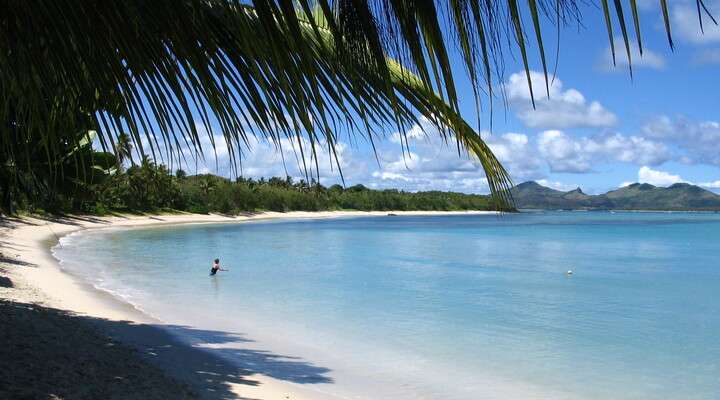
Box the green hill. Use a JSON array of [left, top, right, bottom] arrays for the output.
[[511, 181, 720, 211]]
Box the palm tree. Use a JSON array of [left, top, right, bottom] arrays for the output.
[[0, 1, 708, 213], [199, 177, 216, 199], [115, 133, 134, 169]]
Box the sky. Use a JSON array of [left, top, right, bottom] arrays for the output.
[[148, 0, 720, 195]]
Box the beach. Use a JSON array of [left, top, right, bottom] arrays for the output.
[[0, 210, 494, 400]]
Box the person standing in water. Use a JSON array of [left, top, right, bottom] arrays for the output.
[[210, 258, 228, 276]]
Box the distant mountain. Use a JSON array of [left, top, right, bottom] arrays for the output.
[[511, 181, 720, 211]]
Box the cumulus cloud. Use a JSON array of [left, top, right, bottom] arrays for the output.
[[600, 37, 666, 71], [642, 115, 720, 166], [537, 130, 671, 173], [671, 1, 720, 64], [505, 71, 617, 129], [127, 117, 548, 194], [482, 131, 544, 181], [536, 179, 579, 192], [136, 122, 366, 186], [171, 116, 544, 194], [367, 118, 544, 193], [162, 118, 521, 194], [537, 130, 593, 173], [368, 146, 491, 192], [389, 122, 425, 144], [622, 167, 720, 192], [636, 166, 687, 186], [699, 180, 720, 188], [236, 137, 362, 184], [210, 138, 365, 187], [672, 1, 720, 44]]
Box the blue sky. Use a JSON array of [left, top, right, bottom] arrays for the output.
[[161, 0, 720, 195]]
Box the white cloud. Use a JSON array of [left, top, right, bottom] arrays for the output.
[[238, 137, 359, 183], [600, 37, 666, 71], [593, 132, 671, 165], [637, 166, 687, 186], [389, 123, 425, 144], [536, 179, 579, 192], [367, 121, 544, 193], [482, 131, 544, 181], [123, 116, 547, 194], [641, 115, 676, 139], [623, 167, 720, 191], [673, 2, 720, 44], [537, 130, 593, 172], [172, 118, 531, 194], [159, 123, 366, 185], [537, 130, 671, 173], [700, 180, 720, 188], [642, 116, 720, 166], [505, 71, 617, 129]]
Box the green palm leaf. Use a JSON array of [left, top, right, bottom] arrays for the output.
[[0, 1, 710, 212]]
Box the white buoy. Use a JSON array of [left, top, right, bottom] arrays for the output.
[[566, 270, 574, 275]]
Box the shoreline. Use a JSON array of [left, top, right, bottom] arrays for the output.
[[0, 210, 495, 399]]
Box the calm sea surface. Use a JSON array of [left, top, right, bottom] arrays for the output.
[[54, 212, 720, 399]]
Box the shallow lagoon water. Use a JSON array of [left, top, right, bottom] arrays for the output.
[[54, 212, 720, 399]]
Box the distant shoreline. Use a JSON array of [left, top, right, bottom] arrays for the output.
[[0, 210, 496, 399], [518, 208, 720, 212], [511, 181, 720, 212]]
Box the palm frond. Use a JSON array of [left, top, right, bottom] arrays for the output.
[[0, 0, 710, 212], [659, 0, 674, 49]]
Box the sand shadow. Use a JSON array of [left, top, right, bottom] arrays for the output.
[[99, 320, 334, 389], [0, 216, 39, 228], [34, 214, 112, 226], [0, 275, 12, 287], [233, 212, 264, 218], [106, 211, 128, 218], [0, 250, 36, 268], [0, 299, 333, 400]]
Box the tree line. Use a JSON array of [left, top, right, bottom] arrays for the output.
[[6, 139, 503, 214]]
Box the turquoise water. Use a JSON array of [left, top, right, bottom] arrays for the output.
[[54, 212, 720, 399]]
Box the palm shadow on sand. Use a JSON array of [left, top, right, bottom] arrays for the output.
[[0, 299, 333, 400], [105, 320, 335, 387]]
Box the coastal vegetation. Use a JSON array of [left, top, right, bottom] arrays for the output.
[[8, 138, 496, 214]]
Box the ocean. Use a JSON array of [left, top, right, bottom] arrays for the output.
[[53, 212, 720, 399]]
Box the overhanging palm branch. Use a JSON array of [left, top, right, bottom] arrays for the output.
[[0, 1, 711, 210]]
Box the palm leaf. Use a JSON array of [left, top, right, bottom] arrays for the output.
[[601, 0, 617, 66], [629, 0, 643, 55], [0, 0, 711, 212], [659, 0, 674, 49], [613, 0, 634, 78]]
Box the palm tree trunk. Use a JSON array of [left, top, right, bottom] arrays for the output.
[[0, 167, 14, 215]]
